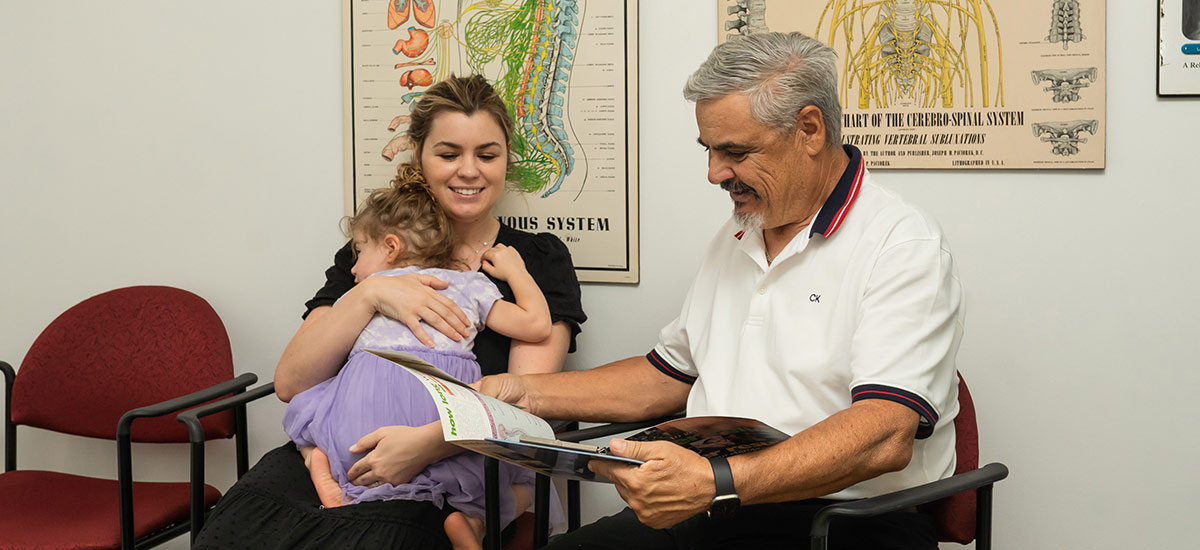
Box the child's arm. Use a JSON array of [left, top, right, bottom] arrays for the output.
[[480, 244, 553, 343]]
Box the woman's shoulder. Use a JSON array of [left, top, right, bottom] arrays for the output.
[[496, 223, 571, 258]]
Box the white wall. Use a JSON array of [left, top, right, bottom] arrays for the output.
[[1, 2, 1196, 549]]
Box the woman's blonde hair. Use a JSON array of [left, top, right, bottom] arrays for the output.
[[345, 163, 461, 271]]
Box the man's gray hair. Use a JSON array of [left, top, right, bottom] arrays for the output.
[[683, 32, 842, 146]]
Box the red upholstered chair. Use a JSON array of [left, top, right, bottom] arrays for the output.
[[0, 286, 258, 550], [810, 372, 1009, 549]]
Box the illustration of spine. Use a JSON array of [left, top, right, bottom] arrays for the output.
[[1032, 120, 1097, 156], [877, 0, 934, 100], [725, 0, 769, 40], [1046, 0, 1084, 50], [464, 0, 582, 197], [816, 0, 1004, 109], [1030, 67, 1096, 103]]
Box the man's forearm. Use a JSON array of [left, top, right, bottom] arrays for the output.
[[525, 355, 691, 422], [731, 399, 920, 505]]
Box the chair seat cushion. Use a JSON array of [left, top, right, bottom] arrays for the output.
[[0, 469, 220, 549]]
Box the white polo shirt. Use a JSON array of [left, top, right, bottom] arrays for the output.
[[649, 145, 963, 499]]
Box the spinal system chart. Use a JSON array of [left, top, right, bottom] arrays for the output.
[[718, 0, 1105, 169], [371, 0, 585, 198]]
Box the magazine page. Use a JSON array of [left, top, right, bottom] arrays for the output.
[[627, 416, 790, 459], [454, 438, 643, 483], [365, 349, 555, 442]]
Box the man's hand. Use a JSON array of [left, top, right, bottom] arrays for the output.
[[474, 373, 533, 412], [588, 439, 715, 529]]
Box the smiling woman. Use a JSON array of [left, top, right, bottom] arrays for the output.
[[193, 74, 587, 550]]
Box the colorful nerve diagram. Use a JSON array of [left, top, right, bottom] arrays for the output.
[[719, 0, 1105, 168], [378, 0, 582, 198], [811, 0, 1006, 110]]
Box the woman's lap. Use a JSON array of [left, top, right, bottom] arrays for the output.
[[194, 442, 453, 550]]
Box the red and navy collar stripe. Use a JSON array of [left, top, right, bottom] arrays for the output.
[[809, 144, 864, 239], [851, 383, 938, 439], [646, 349, 697, 385], [732, 145, 864, 242]]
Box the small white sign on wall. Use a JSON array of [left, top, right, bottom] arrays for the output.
[[1160, 0, 1200, 96]]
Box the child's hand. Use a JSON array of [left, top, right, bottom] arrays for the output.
[[480, 243, 529, 282]]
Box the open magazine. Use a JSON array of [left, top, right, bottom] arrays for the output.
[[367, 349, 791, 482]]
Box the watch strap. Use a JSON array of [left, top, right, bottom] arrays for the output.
[[708, 456, 739, 519], [710, 456, 735, 497]]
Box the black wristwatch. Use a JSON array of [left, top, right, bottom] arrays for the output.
[[707, 456, 740, 519]]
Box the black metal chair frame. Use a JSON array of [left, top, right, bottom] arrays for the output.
[[482, 414, 685, 550], [809, 462, 1008, 550], [1, 359, 258, 550], [176, 381, 277, 545], [481, 409, 1007, 550]]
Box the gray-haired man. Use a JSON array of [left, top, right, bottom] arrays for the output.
[[481, 31, 963, 549]]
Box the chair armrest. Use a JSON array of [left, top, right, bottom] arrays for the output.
[[176, 382, 277, 441], [116, 372, 259, 438], [810, 462, 1009, 541], [175, 382, 276, 545], [2, 361, 13, 472], [555, 413, 685, 443], [114, 372, 257, 550]]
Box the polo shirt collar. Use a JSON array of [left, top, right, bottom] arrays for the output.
[[808, 144, 865, 239], [731, 144, 865, 245]]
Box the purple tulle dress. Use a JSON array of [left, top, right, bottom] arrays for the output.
[[283, 266, 551, 529]]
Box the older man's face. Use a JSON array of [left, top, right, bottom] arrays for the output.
[[696, 94, 816, 232]]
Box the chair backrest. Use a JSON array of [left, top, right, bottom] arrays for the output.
[[11, 286, 237, 442], [932, 371, 980, 543]]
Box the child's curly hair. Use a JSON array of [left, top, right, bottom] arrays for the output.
[[345, 163, 462, 271]]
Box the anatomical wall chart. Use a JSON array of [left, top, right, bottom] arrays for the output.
[[720, 0, 1106, 169], [345, 0, 639, 283]]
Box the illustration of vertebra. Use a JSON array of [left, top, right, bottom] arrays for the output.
[[1046, 0, 1084, 50], [1031, 67, 1096, 103], [816, 0, 1005, 109], [463, 0, 583, 197], [725, 0, 769, 40], [1032, 119, 1097, 156]]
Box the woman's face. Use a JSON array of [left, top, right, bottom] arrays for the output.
[[418, 111, 508, 228]]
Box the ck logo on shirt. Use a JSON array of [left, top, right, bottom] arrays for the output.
[[809, 294, 821, 303]]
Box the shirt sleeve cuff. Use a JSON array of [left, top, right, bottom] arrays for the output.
[[851, 384, 939, 439], [646, 349, 697, 385]]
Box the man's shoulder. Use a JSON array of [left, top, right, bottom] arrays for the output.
[[850, 174, 948, 243]]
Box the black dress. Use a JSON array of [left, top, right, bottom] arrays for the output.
[[194, 225, 586, 550]]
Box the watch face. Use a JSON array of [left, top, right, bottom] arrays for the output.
[[709, 494, 741, 520]]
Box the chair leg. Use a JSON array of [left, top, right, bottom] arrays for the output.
[[484, 457, 501, 550], [534, 474, 551, 548], [235, 401, 249, 477], [976, 483, 994, 550], [567, 479, 581, 532], [189, 438, 207, 544]]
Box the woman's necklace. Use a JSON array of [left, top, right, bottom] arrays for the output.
[[472, 239, 491, 255]]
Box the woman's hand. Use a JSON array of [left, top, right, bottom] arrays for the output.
[[362, 272, 473, 346], [345, 423, 458, 487]]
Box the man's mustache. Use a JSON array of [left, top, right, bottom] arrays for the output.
[[719, 179, 758, 197]]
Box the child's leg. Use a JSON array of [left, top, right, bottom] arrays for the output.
[[299, 445, 344, 508], [443, 512, 484, 550], [442, 483, 533, 550]]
